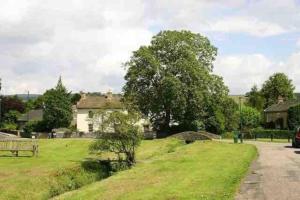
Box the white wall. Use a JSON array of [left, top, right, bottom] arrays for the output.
[[76, 109, 151, 133]]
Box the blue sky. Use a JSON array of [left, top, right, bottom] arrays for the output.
[[0, 0, 300, 94]]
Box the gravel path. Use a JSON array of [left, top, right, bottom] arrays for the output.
[[236, 141, 300, 200]]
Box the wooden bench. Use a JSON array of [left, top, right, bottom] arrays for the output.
[[0, 138, 38, 157]]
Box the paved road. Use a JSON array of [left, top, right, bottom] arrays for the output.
[[236, 141, 300, 200]]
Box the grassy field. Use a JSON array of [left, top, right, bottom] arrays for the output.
[[0, 139, 93, 200], [55, 141, 257, 200], [0, 138, 184, 200]]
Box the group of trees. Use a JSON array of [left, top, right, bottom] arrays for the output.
[[246, 73, 295, 112], [243, 73, 296, 130], [0, 77, 75, 133]]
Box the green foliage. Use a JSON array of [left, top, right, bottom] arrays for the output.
[[43, 77, 73, 131], [48, 165, 109, 198], [0, 95, 25, 123], [221, 132, 234, 139], [3, 110, 20, 123], [123, 30, 230, 133], [261, 73, 295, 107], [250, 128, 293, 139], [22, 121, 48, 138], [245, 85, 266, 111], [90, 111, 142, 167], [240, 106, 261, 131], [287, 104, 300, 130], [2, 122, 17, 131], [71, 93, 81, 105]]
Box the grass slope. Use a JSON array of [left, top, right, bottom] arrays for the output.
[[55, 141, 257, 200], [0, 139, 92, 200], [0, 138, 183, 200]]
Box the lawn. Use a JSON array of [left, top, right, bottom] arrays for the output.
[[0, 138, 183, 200], [55, 141, 257, 200]]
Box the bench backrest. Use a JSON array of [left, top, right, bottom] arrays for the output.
[[0, 139, 38, 151]]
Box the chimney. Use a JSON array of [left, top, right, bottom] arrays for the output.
[[278, 95, 284, 104], [80, 91, 86, 99], [106, 90, 113, 101]]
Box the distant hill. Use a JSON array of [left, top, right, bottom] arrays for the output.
[[6, 94, 41, 101]]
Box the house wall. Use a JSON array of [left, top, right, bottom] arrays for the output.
[[77, 109, 150, 133], [265, 111, 288, 129]]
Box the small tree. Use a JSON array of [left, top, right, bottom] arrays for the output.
[[240, 106, 261, 131], [90, 111, 142, 167]]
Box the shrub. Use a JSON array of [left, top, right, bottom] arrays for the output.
[[222, 132, 234, 139], [48, 164, 110, 198], [250, 128, 293, 139], [2, 122, 17, 131], [240, 106, 261, 131]]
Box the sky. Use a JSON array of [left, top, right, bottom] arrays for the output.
[[1, 0, 300, 95]]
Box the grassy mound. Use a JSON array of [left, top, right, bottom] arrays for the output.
[[55, 141, 257, 200]]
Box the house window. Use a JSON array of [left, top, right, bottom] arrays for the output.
[[88, 111, 94, 118], [88, 124, 93, 132]]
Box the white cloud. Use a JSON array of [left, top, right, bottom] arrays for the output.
[[214, 52, 300, 94], [210, 16, 286, 37], [1, 0, 300, 94]]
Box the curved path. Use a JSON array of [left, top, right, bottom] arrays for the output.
[[236, 141, 300, 200]]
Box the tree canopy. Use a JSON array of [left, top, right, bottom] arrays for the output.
[[43, 77, 73, 131], [245, 85, 265, 111], [261, 73, 295, 107], [123, 30, 234, 134]]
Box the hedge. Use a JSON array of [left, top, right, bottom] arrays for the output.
[[249, 129, 294, 139]]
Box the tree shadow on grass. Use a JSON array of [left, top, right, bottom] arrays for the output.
[[0, 154, 32, 158]]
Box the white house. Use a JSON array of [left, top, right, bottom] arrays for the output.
[[76, 92, 151, 133]]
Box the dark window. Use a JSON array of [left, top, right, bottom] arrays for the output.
[[88, 124, 93, 132], [88, 111, 94, 118]]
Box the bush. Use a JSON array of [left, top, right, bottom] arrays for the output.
[[288, 104, 300, 130], [250, 128, 293, 139], [222, 132, 234, 139], [48, 164, 110, 198], [21, 120, 48, 138], [2, 122, 17, 131], [240, 106, 261, 131]]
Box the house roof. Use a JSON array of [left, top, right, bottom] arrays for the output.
[[264, 100, 300, 113], [76, 94, 123, 109], [18, 109, 43, 122]]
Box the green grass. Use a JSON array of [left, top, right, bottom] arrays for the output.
[[0, 138, 184, 200], [0, 139, 93, 200], [55, 141, 257, 200]]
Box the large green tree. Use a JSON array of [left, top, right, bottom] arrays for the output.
[[43, 77, 73, 130], [261, 73, 295, 107], [123, 30, 232, 133]]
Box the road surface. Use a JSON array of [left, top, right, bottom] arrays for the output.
[[236, 141, 300, 200]]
